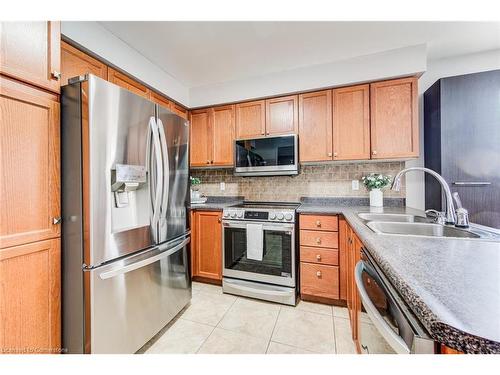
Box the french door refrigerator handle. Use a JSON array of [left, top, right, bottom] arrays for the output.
[[156, 118, 170, 219], [148, 117, 163, 242], [98, 237, 190, 280], [354, 260, 411, 354]]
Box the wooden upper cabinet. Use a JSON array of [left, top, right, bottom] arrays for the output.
[[190, 109, 212, 167], [191, 211, 222, 281], [60, 41, 107, 86], [265, 95, 298, 136], [370, 77, 419, 159], [333, 84, 370, 160], [0, 77, 60, 249], [235, 100, 266, 139], [107, 67, 150, 99], [0, 21, 61, 93], [0, 238, 61, 353], [169, 102, 189, 120], [212, 105, 235, 166], [298, 90, 333, 162], [149, 91, 171, 110]]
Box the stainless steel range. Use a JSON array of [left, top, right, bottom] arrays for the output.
[[222, 202, 299, 305]]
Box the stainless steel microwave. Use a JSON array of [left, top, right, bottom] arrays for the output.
[[234, 134, 299, 176]]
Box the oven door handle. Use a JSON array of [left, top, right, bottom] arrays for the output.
[[222, 221, 295, 231], [354, 260, 411, 354]]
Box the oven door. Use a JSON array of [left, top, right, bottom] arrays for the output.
[[354, 251, 434, 354], [222, 220, 295, 287]]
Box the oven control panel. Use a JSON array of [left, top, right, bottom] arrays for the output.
[[223, 209, 295, 222], [244, 211, 268, 220]]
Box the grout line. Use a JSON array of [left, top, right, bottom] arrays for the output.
[[265, 305, 282, 354], [332, 312, 337, 354]]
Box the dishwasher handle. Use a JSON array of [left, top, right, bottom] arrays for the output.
[[99, 237, 190, 280], [354, 260, 411, 354]]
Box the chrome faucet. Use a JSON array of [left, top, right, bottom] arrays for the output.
[[391, 167, 457, 225]]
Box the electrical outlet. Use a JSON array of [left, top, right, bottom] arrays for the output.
[[220, 182, 225, 191], [352, 180, 359, 190]]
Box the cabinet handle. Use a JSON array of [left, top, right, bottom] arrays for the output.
[[206, 160, 210, 164], [315, 220, 321, 227], [316, 254, 321, 261], [53, 216, 62, 225], [327, 152, 332, 157], [316, 271, 322, 277], [218, 218, 222, 223], [51, 71, 61, 80], [316, 237, 321, 244], [372, 150, 377, 155], [333, 152, 338, 157]]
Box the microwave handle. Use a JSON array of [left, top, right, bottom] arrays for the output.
[[354, 261, 411, 354]]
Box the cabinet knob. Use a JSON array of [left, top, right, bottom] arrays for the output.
[[315, 220, 321, 227], [218, 218, 222, 223], [206, 160, 210, 164], [316, 271, 322, 277], [316, 254, 321, 261], [316, 237, 321, 244], [266, 132, 270, 136], [372, 150, 377, 155], [53, 216, 62, 225], [333, 152, 338, 157], [210, 160, 214, 164], [327, 152, 332, 157], [51, 71, 61, 80]]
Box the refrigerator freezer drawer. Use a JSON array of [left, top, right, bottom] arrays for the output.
[[88, 236, 191, 353]]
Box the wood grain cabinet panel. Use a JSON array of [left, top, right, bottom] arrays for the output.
[[265, 95, 298, 136], [370, 77, 419, 159], [338, 218, 348, 301], [190, 109, 212, 167], [300, 263, 339, 300], [0, 21, 61, 93], [0, 77, 60, 249], [107, 67, 150, 98], [169, 102, 189, 120], [333, 84, 370, 160], [298, 90, 333, 162], [60, 41, 107, 86], [300, 215, 338, 232], [235, 100, 266, 139], [212, 105, 235, 166], [300, 246, 339, 266], [191, 211, 222, 281], [149, 91, 172, 110], [0, 239, 61, 353], [300, 230, 338, 249]]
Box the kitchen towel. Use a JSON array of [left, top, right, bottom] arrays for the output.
[[246, 223, 263, 261]]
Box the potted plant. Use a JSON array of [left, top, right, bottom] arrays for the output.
[[190, 176, 201, 200], [361, 173, 392, 207]]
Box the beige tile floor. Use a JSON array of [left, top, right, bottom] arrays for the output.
[[143, 281, 357, 354]]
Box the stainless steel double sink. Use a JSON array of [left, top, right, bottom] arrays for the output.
[[358, 212, 500, 240]]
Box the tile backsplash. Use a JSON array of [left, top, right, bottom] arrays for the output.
[[191, 162, 406, 202]]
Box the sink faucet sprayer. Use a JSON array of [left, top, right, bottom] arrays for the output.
[[391, 167, 463, 226]]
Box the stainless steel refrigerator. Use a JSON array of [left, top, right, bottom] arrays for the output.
[[61, 74, 191, 353]]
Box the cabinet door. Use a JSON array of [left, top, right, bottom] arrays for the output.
[[235, 100, 266, 139], [192, 211, 222, 281], [333, 84, 370, 160], [107, 67, 150, 98], [169, 102, 189, 120], [212, 105, 235, 166], [298, 90, 333, 162], [0, 77, 60, 249], [352, 234, 362, 342], [338, 218, 348, 301], [0, 21, 61, 93], [0, 239, 61, 353], [60, 41, 107, 86], [190, 109, 212, 167], [149, 91, 171, 110], [370, 77, 418, 159], [265, 95, 298, 136]]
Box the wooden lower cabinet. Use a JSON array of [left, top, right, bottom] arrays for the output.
[[0, 239, 61, 353], [300, 263, 339, 300], [191, 210, 223, 282]]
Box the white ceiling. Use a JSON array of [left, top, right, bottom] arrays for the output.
[[98, 21, 500, 88]]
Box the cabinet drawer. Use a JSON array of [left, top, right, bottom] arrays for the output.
[[300, 215, 338, 231], [300, 246, 338, 266], [300, 230, 338, 248], [300, 263, 339, 299]]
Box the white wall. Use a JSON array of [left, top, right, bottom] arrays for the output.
[[61, 22, 190, 106], [405, 49, 500, 210], [189, 44, 427, 107]]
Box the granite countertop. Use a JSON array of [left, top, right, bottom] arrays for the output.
[[188, 196, 244, 211], [298, 197, 500, 354]]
